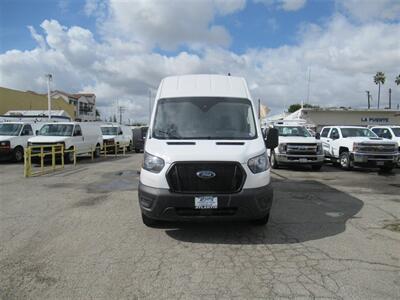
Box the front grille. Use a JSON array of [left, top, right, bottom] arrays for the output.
[[358, 144, 396, 153], [287, 143, 318, 155], [30, 143, 64, 154], [166, 162, 246, 194]]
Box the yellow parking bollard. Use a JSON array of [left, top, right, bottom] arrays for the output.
[[40, 147, 44, 174], [52, 146, 56, 171], [73, 145, 77, 166]]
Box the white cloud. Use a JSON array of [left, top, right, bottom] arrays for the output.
[[1, 8, 400, 122], [27, 26, 47, 49], [255, 0, 306, 11], [336, 0, 400, 22], [97, 0, 246, 50]]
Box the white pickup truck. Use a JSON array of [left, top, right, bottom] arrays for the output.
[[267, 122, 324, 170], [320, 126, 399, 172]]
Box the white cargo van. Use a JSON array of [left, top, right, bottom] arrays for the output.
[[0, 121, 40, 162], [100, 124, 133, 152], [28, 122, 103, 163], [138, 74, 278, 226]]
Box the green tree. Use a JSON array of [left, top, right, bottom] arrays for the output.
[[374, 71, 385, 109], [287, 103, 316, 113]]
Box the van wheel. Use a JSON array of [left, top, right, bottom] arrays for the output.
[[13, 146, 24, 162], [270, 151, 279, 169], [142, 213, 157, 227], [339, 152, 352, 170], [94, 144, 101, 158], [252, 213, 270, 226], [64, 147, 74, 164]]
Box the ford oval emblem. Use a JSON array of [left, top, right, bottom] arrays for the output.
[[196, 170, 216, 179]]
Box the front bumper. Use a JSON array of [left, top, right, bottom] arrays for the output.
[[138, 182, 273, 221], [351, 152, 399, 167], [276, 153, 324, 165]]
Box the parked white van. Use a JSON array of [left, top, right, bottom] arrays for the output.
[[0, 121, 40, 162], [138, 74, 278, 226], [28, 122, 103, 163], [100, 124, 133, 152]]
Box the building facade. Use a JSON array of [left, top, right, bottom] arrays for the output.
[[51, 91, 97, 121], [283, 108, 400, 132], [0, 87, 75, 119]]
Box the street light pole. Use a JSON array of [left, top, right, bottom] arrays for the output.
[[45, 74, 53, 120]]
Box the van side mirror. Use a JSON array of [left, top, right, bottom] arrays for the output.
[[315, 132, 321, 140], [265, 127, 279, 149]]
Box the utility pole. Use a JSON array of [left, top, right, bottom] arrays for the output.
[[149, 89, 152, 124], [258, 99, 261, 120], [118, 106, 126, 124], [366, 90, 370, 109], [389, 88, 392, 109], [306, 66, 311, 105], [45, 74, 53, 119]]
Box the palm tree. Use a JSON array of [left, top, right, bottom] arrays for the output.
[[395, 74, 400, 86], [374, 72, 385, 109]]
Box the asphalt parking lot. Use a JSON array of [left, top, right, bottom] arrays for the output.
[[1, 154, 399, 299]]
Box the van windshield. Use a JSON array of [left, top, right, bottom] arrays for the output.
[[101, 127, 118, 135], [340, 128, 377, 138], [276, 126, 311, 137], [38, 124, 74, 136], [153, 97, 257, 140], [0, 123, 22, 136]]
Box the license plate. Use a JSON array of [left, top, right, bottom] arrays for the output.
[[299, 158, 308, 162], [376, 161, 384, 166], [195, 196, 218, 209]]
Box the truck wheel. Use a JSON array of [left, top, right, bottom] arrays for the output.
[[380, 165, 394, 173], [142, 213, 157, 227], [13, 146, 24, 162], [252, 213, 270, 226], [311, 164, 322, 171], [270, 151, 279, 169], [339, 152, 352, 170]]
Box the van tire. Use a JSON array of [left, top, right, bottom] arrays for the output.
[[13, 146, 24, 162], [142, 213, 157, 227], [252, 213, 270, 226], [270, 151, 279, 169], [64, 147, 74, 164], [94, 144, 101, 158], [339, 152, 352, 170]]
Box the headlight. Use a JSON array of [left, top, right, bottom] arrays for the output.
[[143, 152, 165, 173], [317, 143, 323, 154], [353, 143, 361, 152], [278, 143, 287, 153], [248, 152, 269, 174]]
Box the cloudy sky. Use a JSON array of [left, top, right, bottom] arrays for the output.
[[1, 0, 399, 123]]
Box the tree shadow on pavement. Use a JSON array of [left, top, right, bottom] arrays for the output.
[[164, 179, 364, 245]]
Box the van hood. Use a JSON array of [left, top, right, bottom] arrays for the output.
[[279, 136, 320, 144], [348, 137, 396, 144], [0, 136, 17, 141], [103, 135, 117, 140], [28, 136, 70, 143], [145, 139, 265, 164]]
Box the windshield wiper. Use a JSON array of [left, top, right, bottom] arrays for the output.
[[154, 129, 181, 139]]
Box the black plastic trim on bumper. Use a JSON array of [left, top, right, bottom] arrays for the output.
[[138, 182, 273, 221]]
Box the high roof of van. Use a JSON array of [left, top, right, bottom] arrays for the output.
[[156, 74, 251, 100]]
